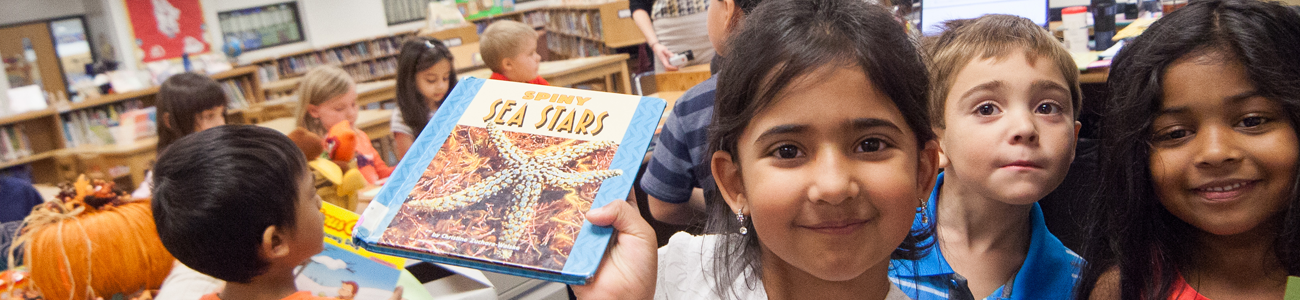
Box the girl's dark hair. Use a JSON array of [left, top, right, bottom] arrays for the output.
[[396, 37, 457, 137], [1076, 0, 1300, 299], [156, 73, 228, 153], [151, 125, 308, 283], [705, 0, 935, 297]]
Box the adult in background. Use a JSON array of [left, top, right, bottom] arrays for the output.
[[631, 0, 715, 72]]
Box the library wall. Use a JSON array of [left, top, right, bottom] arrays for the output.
[[298, 0, 389, 47], [203, 0, 407, 65], [0, 0, 85, 26]]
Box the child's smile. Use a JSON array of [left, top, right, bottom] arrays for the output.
[[714, 66, 936, 282], [1150, 54, 1297, 237]]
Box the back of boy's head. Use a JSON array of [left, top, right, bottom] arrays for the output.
[[924, 14, 1082, 128], [480, 20, 536, 72], [296, 66, 355, 135], [151, 125, 308, 283], [705, 0, 934, 297], [397, 37, 459, 137], [157, 73, 228, 153]]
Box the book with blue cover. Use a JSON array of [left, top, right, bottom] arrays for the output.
[[353, 77, 665, 285]]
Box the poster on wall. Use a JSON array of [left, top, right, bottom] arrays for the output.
[[124, 0, 210, 62]]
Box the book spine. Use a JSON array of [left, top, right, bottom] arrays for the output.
[[8, 127, 24, 158], [12, 126, 30, 157], [1, 126, 14, 162]]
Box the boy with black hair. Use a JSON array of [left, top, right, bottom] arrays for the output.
[[151, 125, 401, 300]]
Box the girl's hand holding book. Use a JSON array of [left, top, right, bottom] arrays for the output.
[[570, 200, 657, 300]]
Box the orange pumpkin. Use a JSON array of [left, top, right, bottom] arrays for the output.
[[10, 176, 174, 300]]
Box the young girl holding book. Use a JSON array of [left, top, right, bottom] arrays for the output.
[[295, 66, 392, 183], [391, 37, 457, 161], [132, 73, 228, 199], [574, 0, 940, 298], [1076, 0, 1300, 298]]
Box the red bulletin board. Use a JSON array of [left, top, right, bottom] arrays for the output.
[[124, 0, 210, 62]]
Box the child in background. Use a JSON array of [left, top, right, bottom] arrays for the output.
[[640, 0, 763, 227], [295, 66, 393, 185], [572, 0, 940, 298], [1076, 0, 1300, 299], [888, 15, 1083, 300], [132, 73, 228, 199], [150, 125, 402, 300], [480, 20, 547, 85], [392, 37, 457, 161]]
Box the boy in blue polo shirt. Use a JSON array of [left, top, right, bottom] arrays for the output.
[[888, 15, 1083, 300]]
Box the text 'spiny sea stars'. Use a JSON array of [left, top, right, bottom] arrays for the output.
[[408, 122, 622, 258]]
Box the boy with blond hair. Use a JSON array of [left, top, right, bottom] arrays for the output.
[[889, 15, 1084, 300], [480, 20, 548, 85]]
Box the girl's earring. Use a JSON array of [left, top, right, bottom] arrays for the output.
[[736, 210, 747, 235], [918, 198, 929, 224]]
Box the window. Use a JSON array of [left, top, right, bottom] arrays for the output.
[[385, 0, 439, 25], [218, 2, 305, 52], [50, 17, 95, 95]]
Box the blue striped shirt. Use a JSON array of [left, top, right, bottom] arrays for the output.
[[890, 173, 1084, 300], [641, 76, 717, 204]]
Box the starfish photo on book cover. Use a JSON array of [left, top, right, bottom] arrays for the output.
[[378, 121, 621, 270]]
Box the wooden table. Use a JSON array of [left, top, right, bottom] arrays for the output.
[[61, 136, 159, 188], [461, 54, 632, 94], [654, 64, 711, 92], [258, 109, 394, 141], [356, 80, 397, 107]]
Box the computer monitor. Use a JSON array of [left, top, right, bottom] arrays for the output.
[[920, 0, 1050, 35]]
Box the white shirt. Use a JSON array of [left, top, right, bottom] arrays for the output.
[[132, 172, 153, 199], [656, 232, 913, 300], [156, 261, 223, 300], [390, 110, 436, 136]]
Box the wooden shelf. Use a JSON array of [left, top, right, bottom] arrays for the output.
[[0, 109, 55, 126], [548, 30, 603, 42], [466, 9, 534, 22], [64, 136, 157, 156], [67, 67, 261, 112], [0, 151, 54, 170], [68, 87, 161, 111], [243, 30, 419, 66]]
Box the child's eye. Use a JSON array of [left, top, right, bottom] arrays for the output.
[[856, 138, 888, 152], [1153, 128, 1192, 142], [771, 145, 803, 159], [1035, 103, 1063, 115], [1238, 116, 1268, 128], [976, 104, 1001, 115]]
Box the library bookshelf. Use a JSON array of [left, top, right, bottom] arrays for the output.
[[247, 31, 419, 89], [461, 1, 644, 59], [0, 66, 262, 185]]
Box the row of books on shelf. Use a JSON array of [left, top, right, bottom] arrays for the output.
[[0, 125, 35, 163], [268, 36, 407, 79], [60, 99, 153, 148], [222, 79, 257, 110], [345, 57, 400, 83], [546, 34, 607, 58], [522, 10, 549, 28], [546, 10, 604, 41]]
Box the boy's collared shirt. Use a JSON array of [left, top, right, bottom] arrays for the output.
[[890, 173, 1084, 300], [489, 72, 550, 86]]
